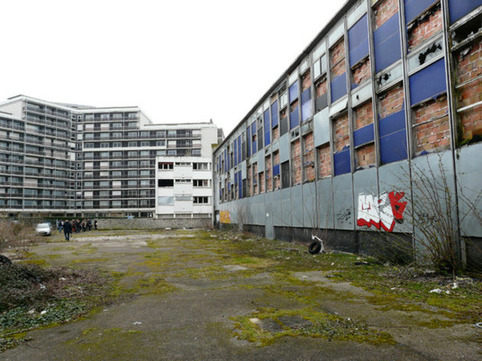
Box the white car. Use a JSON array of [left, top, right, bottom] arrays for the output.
[[35, 223, 52, 236]]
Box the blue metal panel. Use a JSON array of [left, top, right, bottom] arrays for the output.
[[348, 14, 369, 67], [334, 146, 351, 176], [224, 149, 227, 172], [234, 138, 238, 166], [380, 129, 407, 164], [354, 123, 374, 147], [290, 106, 300, 130], [331, 72, 347, 103], [251, 122, 257, 154], [238, 172, 243, 199], [404, 0, 438, 24], [273, 164, 280, 176], [373, 13, 401, 72], [289, 81, 299, 103], [409, 58, 446, 106], [271, 100, 279, 128], [301, 88, 312, 122], [378, 109, 405, 137], [247, 126, 251, 157], [264, 109, 271, 146], [449, 0, 482, 24], [238, 135, 242, 164]]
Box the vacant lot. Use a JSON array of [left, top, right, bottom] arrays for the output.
[[1, 229, 481, 360]]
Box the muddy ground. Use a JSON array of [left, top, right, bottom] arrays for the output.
[[1, 229, 481, 360]]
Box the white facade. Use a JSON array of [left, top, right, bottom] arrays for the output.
[[156, 156, 213, 218]]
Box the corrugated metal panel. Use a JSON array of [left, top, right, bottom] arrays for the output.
[[303, 182, 317, 228], [292, 185, 304, 227], [348, 14, 369, 67], [374, 13, 401, 73], [318, 178, 335, 228], [333, 173, 354, 230], [271, 188, 283, 227], [409, 58, 446, 106]]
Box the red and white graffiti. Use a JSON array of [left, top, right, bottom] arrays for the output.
[[357, 191, 407, 232]]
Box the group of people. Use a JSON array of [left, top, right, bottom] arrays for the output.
[[56, 219, 97, 241]]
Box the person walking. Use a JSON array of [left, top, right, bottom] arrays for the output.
[[63, 220, 72, 242]]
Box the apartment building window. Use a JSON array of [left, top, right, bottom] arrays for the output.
[[158, 162, 173, 170], [111, 161, 122, 167], [158, 179, 174, 187], [128, 151, 137, 157], [158, 196, 173, 206], [111, 151, 122, 158], [84, 182, 94, 189], [112, 201, 121, 207], [193, 162, 209, 170], [100, 133, 109, 139], [193, 196, 209, 204], [157, 150, 166, 156], [111, 171, 122, 177], [127, 180, 137, 187], [100, 143, 110, 148], [140, 131, 150, 138], [84, 152, 94, 159], [113, 142, 122, 147], [140, 141, 149, 147], [112, 123, 122, 128], [140, 160, 150, 167], [140, 170, 150, 177], [84, 133, 94, 140], [128, 160, 137, 167], [281, 161, 290, 189], [156, 140, 165, 146], [140, 180, 150, 187], [128, 170, 138, 177], [193, 179, 209, 187], [128, 141, 138, 147], [140, 151, 150, 157], [85, 143, 94, 148], [112, 132, 122, 138], [99, 181, 109, 188]]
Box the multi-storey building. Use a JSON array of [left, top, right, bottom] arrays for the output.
[[0, 95, 221, 219], [213, 0, 482, 267]]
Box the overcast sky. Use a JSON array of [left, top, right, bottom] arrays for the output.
[[1, 0, 344, 136]]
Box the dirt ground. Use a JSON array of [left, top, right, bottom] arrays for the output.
[[2, 229, 481, 361]]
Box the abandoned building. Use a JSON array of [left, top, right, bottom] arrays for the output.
[[213, 0, 482, 267]]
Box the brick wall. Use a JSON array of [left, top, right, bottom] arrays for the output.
[[259, 171, 265, 193], [291, 139, 302, 185], [331, 39, 346, 78], [302, 70, 312, 91], [373, 0, 398, 30], [333, 113, 350, 152], [265, 155, 272, 191], [317, 144, 331, 178], [352, 58, 371, 86], [273, 125, 280, 140], [303, 133, 316, 182], [356, 143, 376, 168], [379, 84, 404, 118], [354, 100, 374, 130], [456, 40, 482, 141], [413, 95, 450, 153], [316, 79, 328, 97], [273, 151, 281, 190], [408, 4, 442, 51], [247, 165, 252, 197]]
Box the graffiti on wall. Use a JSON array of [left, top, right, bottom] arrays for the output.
[[357, 191, 407, 232], [220, 210, 231, 224]]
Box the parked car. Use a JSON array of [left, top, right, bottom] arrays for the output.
[[35, 223, 52, 236]]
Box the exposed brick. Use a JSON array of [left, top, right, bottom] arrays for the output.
[[356, 143, 376, 168], [273, 151, 281, 190], [354, 100, 374, 130], [302, 70, 312, 91], [316, 79, 328, 97], [272, 126, 280, 141], [265, 156, 272, 192], [317, 144, 331, 178], [291, 139, 302, 185], [379, 84, 404, 118], [413, 95, 450, 153], [331, 39, 346, 78], [352, 58, 371, 86], [456, 40, 482, 140], [247, 165, 252, 197], [333, 114, 350, 152], [408, 5, 443, 51], [259, 171, 265, 193], [303, 133, 316, 182], [373, 0, 399, 30]]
